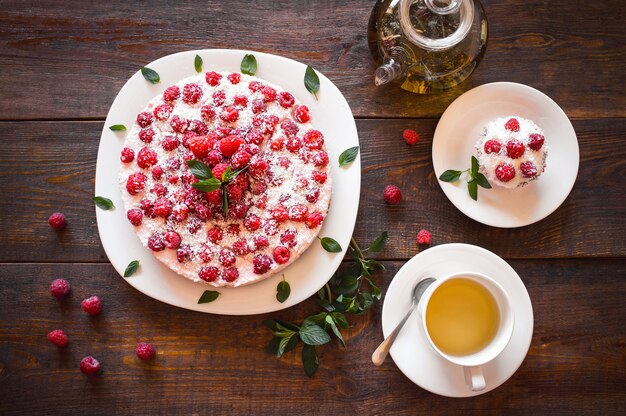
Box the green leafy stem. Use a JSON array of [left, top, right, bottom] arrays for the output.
[[186, 160, 247, 217], [439, 155, 491, 201]]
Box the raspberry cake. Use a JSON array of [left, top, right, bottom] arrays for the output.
[[119, 71, 332, 287], [475, 116, 548, 189]]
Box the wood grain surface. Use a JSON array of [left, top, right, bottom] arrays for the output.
[[0, 0, 625, 414]]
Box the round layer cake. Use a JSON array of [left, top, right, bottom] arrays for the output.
[[475, 116, 548, 189], [119, 71, 332, 287]]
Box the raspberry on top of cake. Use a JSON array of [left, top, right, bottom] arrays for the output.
[[119, 71, 332, 287]]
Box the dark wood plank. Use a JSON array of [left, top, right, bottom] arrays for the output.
[[0, 0, 624, 120], [1, 119, 625, 263], [0, 260, 624, 415]]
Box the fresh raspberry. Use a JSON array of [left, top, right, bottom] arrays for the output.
[[288, 204, 308, 222], [312, 151, 329, 167], [506, 140, 525, 159], [120, 147, 135, 163], [197, 244, 213, 262], [528, 133, 545, 151], [273, 246, 290, 264], [312, 171, 327, 184], [199, 266, 220, 282], [245, 129, 264, 146], [293, 105, 310, 123], [248, 80, 263, 92], [255, 194, 268, 209], [211, 163, 229, 180], [252, 114, 279, 134], [194, 203, 211, 221], [495, 163, 516, 182], [147, 232, 166, 251], [305, 211, 324, 229], [47, 329, 68, 347], [218, 249, 236, 267], [126, 173, 147, 195], [139, 198, 155, 217], [227, 224, 241, 235], [243, 214, 261, 231], [303, 130, 324, 150], [279, 120, 298, 138], [403, 129, 420, 145], [253, 254, 273, 274], [222, 267, 240, 282], [81, 296, 102, 316], [295, 176, 309, 189], [138, 128, 155, 143], [206, 189, 223, 206], [152, 166, 164, 180], [483, 139, 502, 154], [189, 135, 211, 158], [205, 71, 222, 86], [177, 244, 192, 263], [170, 115, 189, 133], [520, 161, 538, 178], [416, 229, 432, 245], [229, 150, 250, 170], [219, 135, 244, 157], [225, 184, 243, 201], [207, 226, 223, 243], [504, 117, 520, 132], [136, 342, 156, 360], [170, 204, 189, 222], [280, 229, 297, 248], [50, 278, 70, 298], [190, 119, 208, 135], [163, 85, 180, 102], [383, 185, 402, 204], [48, 212, 67, 231], [187, 217, 201, 234], [164, 156, 181, 171], [261, 86, 276, 102], [136, 112, 153, 128], [182, 83, 203, 104], [163, 231, 181, 249], [161, 135, 179, 151], [199, 105, 216, 123], [212, 91, 226, 106], [232, 239, 251, 255], [272, 205, 289, 222], [286, 137, 302, 153], [206, 149, 223, 167], [220, 106, 239, 123], [137, 147, 158, 169], [254, 235, 269, 250], [80, 356, 100, 376], [270, 137, 285, 151], [251, 99, 266, 114], [153, 103, 173, 121], [127, 208, 143, 226], [227, 73, 241, 84], [153, 197, 172, 218], [305, 188, 320, 203], [228, 201, 249, 220], [278, 91, 295, 108], [167, 174, 179, 185]]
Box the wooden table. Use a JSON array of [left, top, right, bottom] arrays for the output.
[[1, 1, 625, 414]]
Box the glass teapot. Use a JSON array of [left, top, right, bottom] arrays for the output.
[[368, 0, 488, 94]]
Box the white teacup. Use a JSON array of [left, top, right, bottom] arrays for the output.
[[417, 272, 515, 391]]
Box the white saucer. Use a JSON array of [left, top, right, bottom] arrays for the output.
[[432, 82, 579, 228], [381, 243, 533, 397]]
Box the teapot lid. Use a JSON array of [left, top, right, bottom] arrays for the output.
[[399, 0, 474, 51]]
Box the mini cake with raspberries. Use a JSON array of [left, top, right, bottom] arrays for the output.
[[119, 71, 332, 287], [475, 116, 548, 189]]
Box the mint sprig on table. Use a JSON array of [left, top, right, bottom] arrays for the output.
[[186, 160, 247, 216], [264, 232, 387, 377], [439, 156, 491, 201]]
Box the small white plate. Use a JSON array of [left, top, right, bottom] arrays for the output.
[[94, 49, 360, 315], [432, 82, 579, 228], [381, 243, 533, 397]]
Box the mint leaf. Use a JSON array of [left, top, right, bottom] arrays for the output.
[[439, 170, 462, 182], [141, 67, 160, 84], [267, 337, 281, 355], [471, 155, 479, 175], [197, 290, 220, 304], [192, 178, 221, 192], [194, 54, 203, 73], [338, 146, 359, 167], [240, 54, 257, 75], [123, 260, 139, 278], [468, 179, 478, 201], [336, 275, 358, 296], [474, 172, 492, 189], [299, 321, 330, 346], [320, 237, 342, 253], [304, 65, 320, 98], [302, 344, 318, 377], [326, 314, 346, 348], [109, 124, 126, 131], [186, 160, 214, 181], [93, 196, 114, 210], [276, 278, 291, 303], [366, 231, 388, 252], [331, 312, 349, 329]]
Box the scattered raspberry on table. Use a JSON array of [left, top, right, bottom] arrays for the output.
[[383, 185, 402, 205], [136, 342, 157, 360], [416, 229, 432, 245], [402, 129, 420, 146], [81, 296, 102, 316], [48, 212, 67, 231], [80, 356, 101, 376], [47, 329, 68, 347], [50, 278, 71, 298]]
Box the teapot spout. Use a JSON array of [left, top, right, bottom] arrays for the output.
[[374, 58, 404, 86]]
